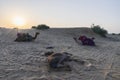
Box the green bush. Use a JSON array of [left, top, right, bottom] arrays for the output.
[[32, 26, 36, 29], [36, 24, 50, 30], [91, 25, 108, 37], [112, 33, 116, 35], [32, 24, 50, 30]]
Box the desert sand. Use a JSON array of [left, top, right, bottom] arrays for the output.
[[0, 27, 120, 80]]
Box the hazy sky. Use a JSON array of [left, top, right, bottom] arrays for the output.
[[0, 0, 120, 33]]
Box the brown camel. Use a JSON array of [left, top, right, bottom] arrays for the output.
[[14, 32, 40, 42]]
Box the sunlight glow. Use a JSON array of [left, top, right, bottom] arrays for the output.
[[12, 16, 26, 26]]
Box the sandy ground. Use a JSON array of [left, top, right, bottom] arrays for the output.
[[0, 27, 120, 80]]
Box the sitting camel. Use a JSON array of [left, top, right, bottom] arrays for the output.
[[45, 52, 71, 69], [74, 35, 95, 46], [14, 32, 39, 42], [44, 51, 85, 70]]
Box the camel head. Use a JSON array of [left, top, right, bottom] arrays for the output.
[[32, 32, 40, 40], [79, 35, 87, 41]]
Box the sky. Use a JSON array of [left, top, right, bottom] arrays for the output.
[[0, 0, 120, 33]]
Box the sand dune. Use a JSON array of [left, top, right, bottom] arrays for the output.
[[0, 27, 120, 80]]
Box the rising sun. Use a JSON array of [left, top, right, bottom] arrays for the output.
[[12, 16, 26, 26]]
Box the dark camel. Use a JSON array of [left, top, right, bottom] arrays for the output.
[[78, 36, 95, 46], [73, 35, 95, 46], [14, 32, 40, 42]]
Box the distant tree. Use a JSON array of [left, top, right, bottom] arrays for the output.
[[91, 25, 108, 37]]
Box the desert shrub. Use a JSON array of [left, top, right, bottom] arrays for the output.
[[13, 27, 18, 29], [112, 33, 116, 35], [91, 25, 108, 37], [32, 26, 36, 29], [31, 24, 50, 30], [36, 24, 50, 30]]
